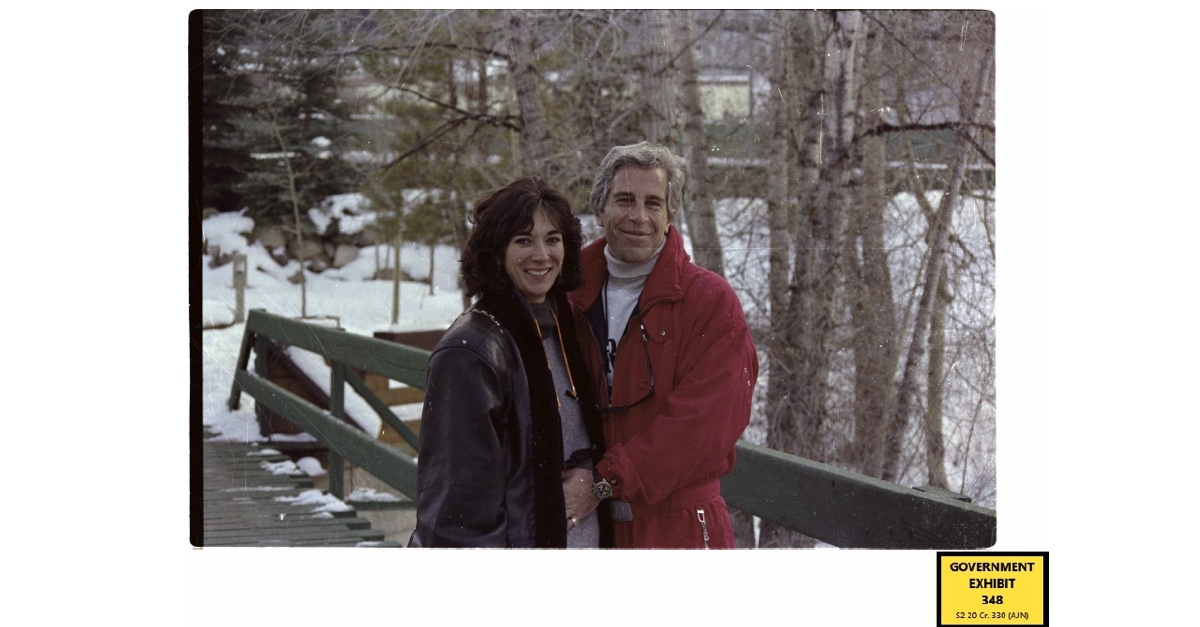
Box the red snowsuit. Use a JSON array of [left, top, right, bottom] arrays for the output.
[[569, 226, 759, 548]]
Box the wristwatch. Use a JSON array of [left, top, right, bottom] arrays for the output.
[[592, 469, 613, 500]]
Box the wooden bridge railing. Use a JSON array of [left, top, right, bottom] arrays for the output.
[[228, 309, 995, 549], [228, 309, 427, 501]]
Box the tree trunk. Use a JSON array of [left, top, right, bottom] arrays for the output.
[[505, 10, 553, 177], [760, 11, 870, 547], [924, 264, 950, 488], [391, 230, 402, 326], [729, 508, 757, 548], [846, 19, 898, 479], [677, 9, 725, 276], [786, 10, 864, 461], [454, 188, 471, 312], [758, 8, 844, 547], [885, 43, 993, 482], [271, 110, 307, 318], [766, 10, 793, 315], [429, 243, 436, 296], [760, 11, 797, 549], [639, 9, 675, 147]]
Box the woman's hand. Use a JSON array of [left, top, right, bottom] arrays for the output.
[[561, 467, 600, 529]]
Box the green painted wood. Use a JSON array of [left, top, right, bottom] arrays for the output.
[[345, 500, 417, 511], [203, 516, 372, 531], [227, 323, 256, 410], [722, 441, 995, 549], [230, 308, 997, 549], [245, 309, 431, 388], [343, 368, 420, 451], [203, 529, 386, 546], [234, 370, 419, 498]]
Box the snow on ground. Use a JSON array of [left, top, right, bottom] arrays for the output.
[[198, 202, 768, 447], [200, 207, 467, 444]]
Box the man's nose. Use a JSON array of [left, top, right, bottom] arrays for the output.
[[627, 200, 648, 222]]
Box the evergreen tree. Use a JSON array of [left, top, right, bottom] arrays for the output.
[[200, 10, 369, 227], [197, 11, 257, 213]]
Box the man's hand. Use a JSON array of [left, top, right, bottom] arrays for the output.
[[562, 467, 600, 529]]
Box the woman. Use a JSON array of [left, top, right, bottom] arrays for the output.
[[408, 176, 610, 548]]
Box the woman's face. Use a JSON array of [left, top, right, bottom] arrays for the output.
[[504, 207, 564, 303]]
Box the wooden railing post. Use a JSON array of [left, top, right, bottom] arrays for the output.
[[329, 362, 347, 499], [232, 253, 247, 323]]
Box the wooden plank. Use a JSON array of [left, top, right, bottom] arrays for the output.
[[205, 533, 385, 547], [203, 517, 371, 531], [204, 527, 384, 542], [343, 368, 420, 451], [362, 372, 426, 406], [373, 329, 446, 352], [722, 441, 996, 549], [245, 310, 432, 388], [198, 440, 395, 547], [200, 524, 382, 546], [232, 371, 419, 497]]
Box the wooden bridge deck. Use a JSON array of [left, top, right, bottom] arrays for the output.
[[197, 439, 402, 547]]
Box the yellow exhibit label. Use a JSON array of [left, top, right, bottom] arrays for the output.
[[937, 552, 1048, 626]]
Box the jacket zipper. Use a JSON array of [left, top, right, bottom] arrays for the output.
[[696, 507, 710, 549]]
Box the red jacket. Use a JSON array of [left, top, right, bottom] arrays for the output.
[[568, 226, 759, 548]]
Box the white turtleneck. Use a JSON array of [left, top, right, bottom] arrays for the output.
[[601, 240, 665, 386]]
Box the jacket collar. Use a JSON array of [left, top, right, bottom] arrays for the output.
[[571, 225, 688, 311]]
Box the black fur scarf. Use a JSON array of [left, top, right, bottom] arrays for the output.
[[472, 288, 609, 548]]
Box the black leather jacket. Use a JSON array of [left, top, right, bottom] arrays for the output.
[[409, 290, 609, 548], [408, 306, 544, 547]]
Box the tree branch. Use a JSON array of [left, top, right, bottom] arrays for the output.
[[389, 83, 522, 131], [857, 120, 995, 166], [656, 9, 725, 77]]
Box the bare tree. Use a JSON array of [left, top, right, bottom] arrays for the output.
[[758, 9, 803, 549], [201, 9, 998, 525], [761, 10, 868, 549], [269, 109, 308, 318], [504, 9, 554, 177], [677, 9, 726, 276], [638, 9, 676, 147], [886, 40, 993, 482], [924, 264, 951, 487], [845, 20, 899, 480]]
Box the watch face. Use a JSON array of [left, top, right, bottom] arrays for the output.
[[594, 480, 612, 500]]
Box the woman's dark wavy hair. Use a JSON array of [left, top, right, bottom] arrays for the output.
[[462, 176, 583, 298]]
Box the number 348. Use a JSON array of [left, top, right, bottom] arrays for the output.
[[982, 595, 1004, 604]]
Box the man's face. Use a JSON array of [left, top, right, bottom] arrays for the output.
[[597, 165, 670, 264]]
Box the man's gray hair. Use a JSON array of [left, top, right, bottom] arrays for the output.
[[588, 141, 686, 222]]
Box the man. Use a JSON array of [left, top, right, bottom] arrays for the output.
[[563, 141, 759, 548]]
